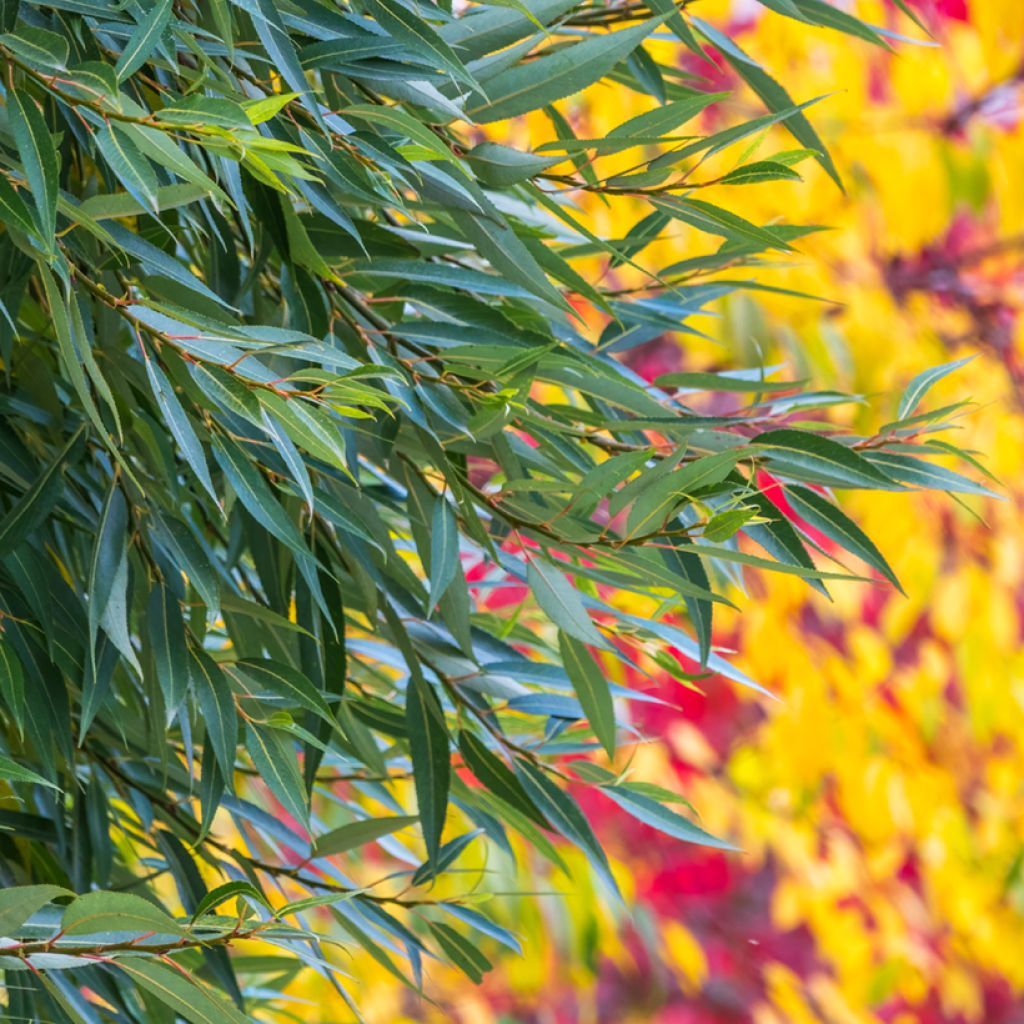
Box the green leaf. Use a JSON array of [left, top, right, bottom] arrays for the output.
[[143, 349, 217, 503], [77, 182, 209, 222], [212, 435, 309, 555], [719, 160, 803, 185], [514, 759, 619, 897], [314, 815, 419, 858], [0, 885, 70, 936], [897, 356, 974, 421], [428, 496, 459, 611], [527, 557, 605, 648], [465, 142, 560, 187], [62, 891, 185, 936], [0, 425, 84, 556], [785, 484, 903, 592], [155, 96, 250, 130], [0, 175, 37, 237], [191, 881, 268, 921], [95, 124, 159, 213], [439, 0, 579, 61], [599, 785, 737, 850], [655, 371, 803, 393], [449, 206, 573, 313], [148, 584, 190, 717], [245, 722, 310, 830], [232, 658, 333, 724], [84, 481, 134, 725], [653, 196, 793, 252], [558, 632, 616, 757], [115, 0, 172, 80], [7, 88, 59, 250], [115, 958, 251, 1024], [717, 46, 842, 188], [754, 429, 897, 489], [702, 506, 760, 542], [469, 17, 664, 123], [405, 673, 450, 862], [0, 27, 69, 70], [362, 0, 477, 89], [243, 92, 300, 125], [0, 639, 27, 734], [786, 0, 889, 46], [608, 91, 727, 138], [343, 104, 461, 166], [862, 451, 999, 498], [457, 730, 547, 827], [426, 920, 492, 982], [190, 647, 237, 782], [0, 753, 59, 789], [663, 543, 713, 665]]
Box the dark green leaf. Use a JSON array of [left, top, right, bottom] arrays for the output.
[[115, 0, 172, 80], [785, 484, 903, 592], [245, 722, 310, 830], [406, 674, 450, 862], [0, 425, 84, 556], [8, 88, 59, 247], [62, 891, 185, 937], [469, 18, 663, 123], [558, 631, 616, 757], [754, 429, 897, 489], [314, 815, 419, 858], [115, 959, 251, 1024]]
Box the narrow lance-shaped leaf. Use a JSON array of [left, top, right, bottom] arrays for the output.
[[7, 88, 58, 247], [428, 495, 459, 611], [143, 349, 218, 504], [527, 557, 606, 648], [148, 584, 190, 718], [784, 484, 903, 593], [232, 658, 334, 724], [0, 425, 84, 555], [406, 673, 450, 862], [362, 0, 478, 89], [897, 355, 975, 421], [0, 753, 60, 789], [190, 647, 237, 783], [558, 631, 616, 757], [716, 43, 842, 188], [85, 482, 129, 717], [95, 124, 159, 213], [314, 816, 419, 859], [599, 784, 737, 850], [115, 0, 172, 80], [245, 722, 310, 830], [514, 758, 620, 898], [469, 17, 664, 123], [0, 639, 27, 734], [754, 429, 898, 489], [115, 959, 251, 1024]]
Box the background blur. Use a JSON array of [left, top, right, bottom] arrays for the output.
[[292, 1, 1024, 1020]]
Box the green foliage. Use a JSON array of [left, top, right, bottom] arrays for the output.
[[0, 0, 985, 1019]]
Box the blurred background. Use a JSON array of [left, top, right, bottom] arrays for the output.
[[289, 1, 1024, 1020]]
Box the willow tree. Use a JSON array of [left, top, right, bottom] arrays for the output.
[[0, 0, 989, 1019]]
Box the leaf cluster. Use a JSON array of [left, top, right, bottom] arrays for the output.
[[0, 0, 989, 1019]]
